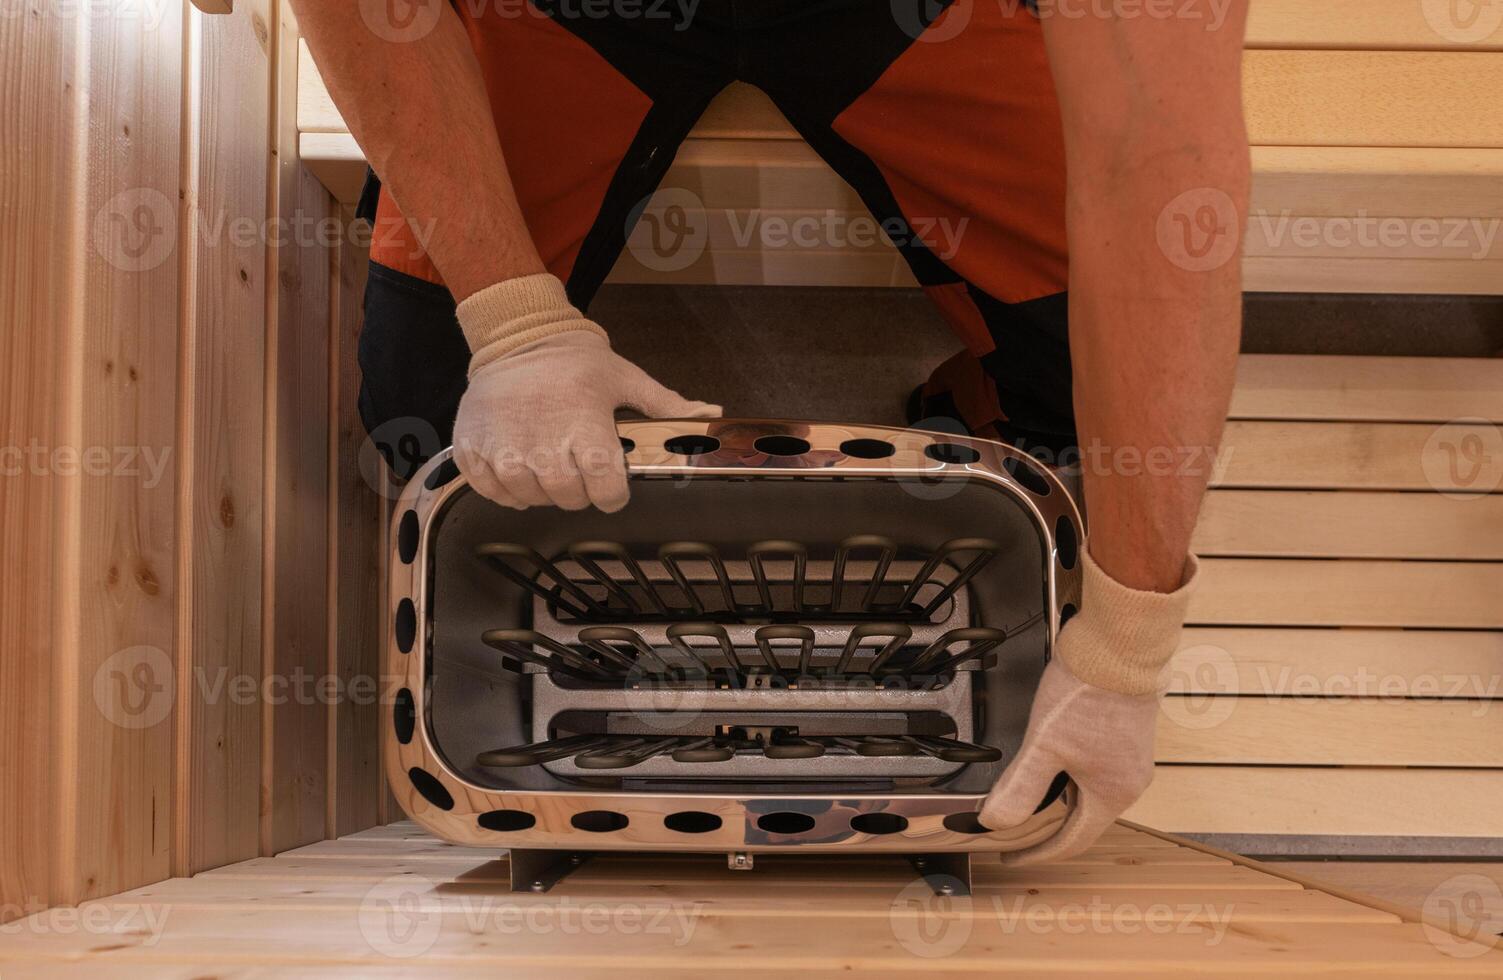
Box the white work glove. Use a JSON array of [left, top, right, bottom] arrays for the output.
[[452, 273, 720, 512], [979, 549, 1200, 866]]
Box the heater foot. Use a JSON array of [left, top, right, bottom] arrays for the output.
[[906, 853, 973, 896], [509, 849, 592, 893]]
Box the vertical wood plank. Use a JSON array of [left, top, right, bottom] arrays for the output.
[[182, 0, 271, 873], [0, 1, 80, 923], [262, 0, 331, 854], [377, 495, 401, 827], [59, 0, 185, 905], [330, 206, 382, 837]]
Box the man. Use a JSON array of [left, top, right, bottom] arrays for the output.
[[295, 0, 1248, 863]]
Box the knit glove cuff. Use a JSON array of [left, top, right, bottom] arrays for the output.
[[456, 273, 608, 376], [1053, 549, 1200, 696]]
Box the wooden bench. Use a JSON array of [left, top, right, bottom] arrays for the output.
[[1138, 354, 1503, 843], [297, 0, 1503, 293]]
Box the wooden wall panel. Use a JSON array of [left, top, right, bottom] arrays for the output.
[[4, 0, 385, 920], [179, 0, 271, 874], [63, 0, 185, 905], [330, 207, 383, 838], [0, 1, 78, 925], [262, 0, 332, 856], [3, 0, 189, 915]]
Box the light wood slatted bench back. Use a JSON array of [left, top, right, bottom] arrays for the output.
[[299, 0, 1503, 293], [1131, 354, 1503, 842]]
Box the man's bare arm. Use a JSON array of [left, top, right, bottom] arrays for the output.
[[290, 3, 720, 511], [1042, 4, 1251, 593], [980, 6, 1249, 860], [290, 2, 543, 300]]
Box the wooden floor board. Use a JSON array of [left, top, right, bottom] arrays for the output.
[[2, 823, 1496, 973]]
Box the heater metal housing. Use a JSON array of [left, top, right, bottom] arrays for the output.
[[385, 419, 1084, 883]]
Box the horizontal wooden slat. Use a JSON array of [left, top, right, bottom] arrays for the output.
[[609, 240, 1503, 293], [1272, 862, 1503, 924], [1248, 147, 1503, 216], [1127, 767, 1503, 837], [1242, 255, 1503, 294], [1247, 0, 1503, 50], [695, 53, 1503, 148], [1215, 420, 1503, 492], [1172, 627, 1503, 698], [1155, 698, 1503, 766], [662, 139, 867, 211], [1244, 214, 1503, 261], [1230, 355, 1503, 423], [643, 145, 1503, 221], [616, 201, 1502, 259], [1190, 558, 1503, 628], [1245, 51, 1503, 147], [1195, 490, 1503, 559]]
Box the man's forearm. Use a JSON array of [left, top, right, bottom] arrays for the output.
[[1041, 6, 1251, 594], [1066, 141, 1248, 593], [290, 1, 543, 299]]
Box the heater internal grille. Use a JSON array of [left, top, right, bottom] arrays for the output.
[[477, 534, 1003, 624]]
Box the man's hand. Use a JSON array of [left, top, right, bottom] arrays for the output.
[[453, 274, 719, 512], [978, 551, 1199, 865]]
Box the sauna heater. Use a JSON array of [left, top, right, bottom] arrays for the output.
[[386, 419, 1084, 894]]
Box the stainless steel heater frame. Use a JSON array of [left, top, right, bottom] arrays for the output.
[[385, 419, 1085, 894]]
